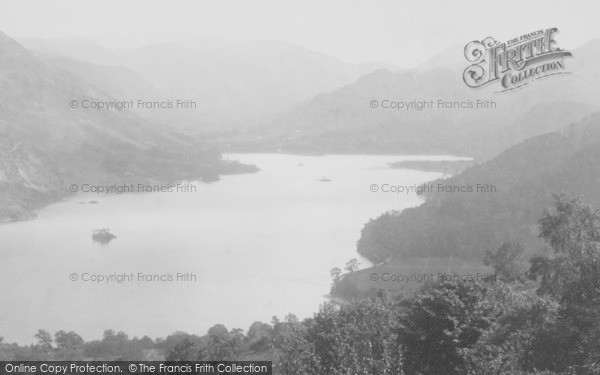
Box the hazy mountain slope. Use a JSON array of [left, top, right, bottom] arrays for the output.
[[41, 56, 171, 125], [0, 143, 66, 222], [356, 112, 600, 263], [497, 101, 595, 146], [19, 37, 124, 66], [255, 40, 600, 159], [45, 56, 163, 102], [20, 37, 396, 132], [0, 32, 252, 222]]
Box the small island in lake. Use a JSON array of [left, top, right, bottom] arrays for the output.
[[92, 228, 117, 244]]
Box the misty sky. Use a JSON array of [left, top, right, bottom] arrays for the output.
[[1, 0, 599, 68]]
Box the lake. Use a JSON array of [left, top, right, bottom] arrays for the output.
[[0, 153, 468, 344]]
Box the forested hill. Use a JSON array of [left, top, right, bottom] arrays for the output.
[[0, 31, 255, 222], [357, 112, 600, 262]]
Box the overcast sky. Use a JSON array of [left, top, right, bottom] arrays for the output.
[[1, 0, 599, 68]]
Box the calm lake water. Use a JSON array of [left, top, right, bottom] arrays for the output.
[[0, 153, 468, 344]]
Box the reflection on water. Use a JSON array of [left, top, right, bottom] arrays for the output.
[[0, 153, 466, 344]]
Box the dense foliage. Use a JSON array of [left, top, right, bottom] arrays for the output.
[[357, 115, 600, 262], [3, 195, 600, 374]]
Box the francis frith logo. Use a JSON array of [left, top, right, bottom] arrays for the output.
[[463, 27, 572, 92]]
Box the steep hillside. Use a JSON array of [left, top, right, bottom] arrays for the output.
[[20, 37, 396, 132], [356, 112, 600, 263], [249, 40, 600, 159], [44, 56, 163, 103], [0, 32, 254, 222], [0, 143, 66, 222]]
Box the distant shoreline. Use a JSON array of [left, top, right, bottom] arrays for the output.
[[0, 159, 259, 225], [389, 159, 475, 175]]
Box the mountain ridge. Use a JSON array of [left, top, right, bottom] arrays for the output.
[[0, 32, 255, 222], [241, 40, 600, 159], [19, 36, 398, 132], [356, 111, 600, 263]]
